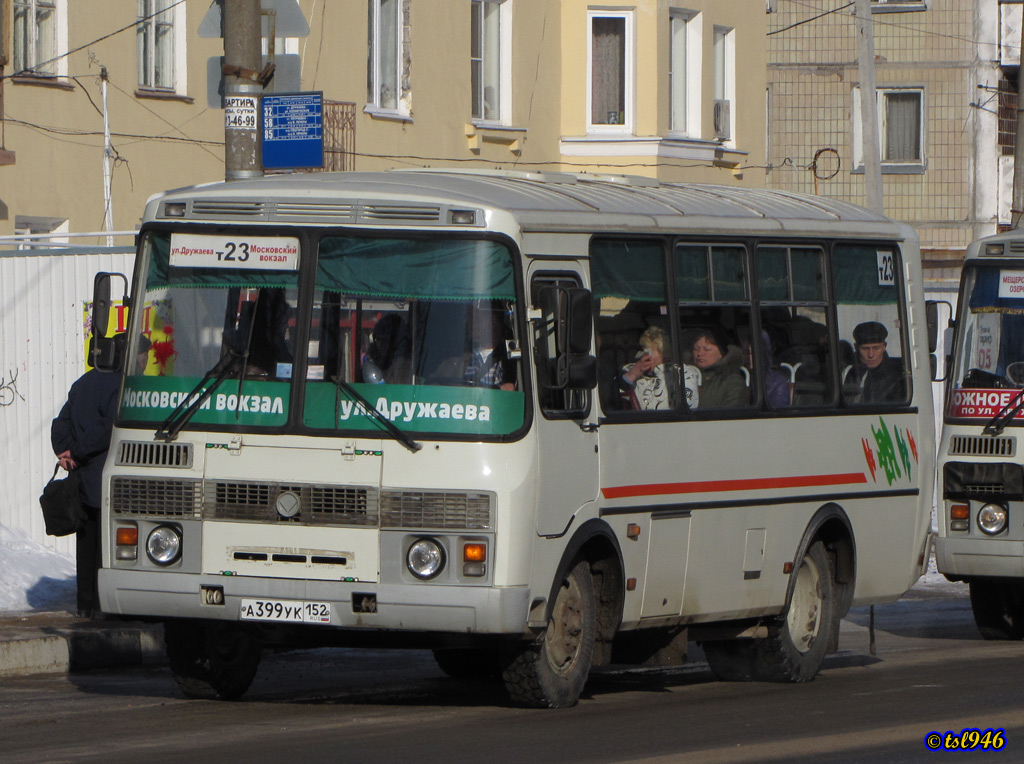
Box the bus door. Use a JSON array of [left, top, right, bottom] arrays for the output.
[[529, 268, 600, 537]]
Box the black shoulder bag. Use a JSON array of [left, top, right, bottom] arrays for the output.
[[39, 464, 86, 537]]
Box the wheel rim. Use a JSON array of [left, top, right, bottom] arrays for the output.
[[787, 553, 822, 654], [545, 574, 585, 676]]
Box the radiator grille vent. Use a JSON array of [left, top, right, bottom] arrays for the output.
[[380, 490, 493, 530], [111, 477, 202, 517], [116, 441, 193, 468], [204, 481, 378, 526], [948, 436, 1016, 458]]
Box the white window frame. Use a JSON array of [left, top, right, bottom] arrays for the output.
[[137, 0, 187, 94], [367, 0, 408, 116], [669, 9, 701, 138], [587, 9, 634, 135], [870, 0, 928, 13], [712, 25, 735, 143], [12, 0, 67, 78], [471, 0, 512, 125], [852, 86, 926, 172]]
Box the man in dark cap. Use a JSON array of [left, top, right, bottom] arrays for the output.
[[851, 321, 905, 403]]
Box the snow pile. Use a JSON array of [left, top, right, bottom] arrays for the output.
[[0, 523, 76, 613]]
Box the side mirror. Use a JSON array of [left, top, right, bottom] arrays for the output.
[[90, 272, 129, 372], [566, 288, 593, 355], [535, 284, 595, 390]]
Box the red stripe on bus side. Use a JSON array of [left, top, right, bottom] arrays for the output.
[[601, 472, 869, 500]]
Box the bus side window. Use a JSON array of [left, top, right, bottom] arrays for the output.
[[675, 243, 754, 411], [591, 239, 684, 414], [757, 246, 833, 408], [833, 245, 910, 406]]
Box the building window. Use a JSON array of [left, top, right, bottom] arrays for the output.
[[367, 0, 410, 115], [137, 0, 179, 91], [870, 0, 927, 12], [712, 26, 734, 141], [853, 86, 925, 170], [12, 0, 66, 77], [669, 10, 700, 136], [588, 10, 633, 132], [471, 0, 510, 123], [881, 89, 922, 163]]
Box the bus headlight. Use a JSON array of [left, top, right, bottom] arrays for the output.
[[978, 504, 1009, 536], [407, 538, 445, 580], [146, 525, 182, 565]]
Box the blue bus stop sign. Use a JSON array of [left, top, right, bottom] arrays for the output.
[[262, 92, 323, 170]]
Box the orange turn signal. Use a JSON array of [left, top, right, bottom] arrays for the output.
[[116, 526, 138, 546], [463, 543, 486, 562], [950, 504, 970, 520]]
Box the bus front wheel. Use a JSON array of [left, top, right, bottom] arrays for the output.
[[165, 620, 262, 700], [754, 540, 836, 682], [969, 580, 1024, 640], [501, 559, 596, 708]]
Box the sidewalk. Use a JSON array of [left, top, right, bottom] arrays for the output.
[[0, 611, 165, 678]]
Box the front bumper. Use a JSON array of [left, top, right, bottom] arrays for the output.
[[99, 568, 530, 634], [936, 537, 1024, 579]]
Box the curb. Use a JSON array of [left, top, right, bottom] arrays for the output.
[[0, 617, 165, 677]]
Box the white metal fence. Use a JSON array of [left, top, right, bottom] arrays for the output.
[[0, 244, 135, 555]]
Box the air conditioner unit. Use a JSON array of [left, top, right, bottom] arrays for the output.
[[713, 99, 732, 141]]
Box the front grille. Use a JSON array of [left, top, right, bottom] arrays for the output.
[[111, 477, 202, 517], [380, 490, 493, 530], [205, 481, 378, 526], [116, 441, 193, 468], [948, 436, 1016, 458], [962, 483, 1005, 494]]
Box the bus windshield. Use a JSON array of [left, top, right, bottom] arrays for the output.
[[947, 264, 1024, 423], [121, 231, 525, 438]]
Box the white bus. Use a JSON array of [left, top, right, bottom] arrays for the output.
[[937, 231, 1024, 639], [92, 170, 936, 708]]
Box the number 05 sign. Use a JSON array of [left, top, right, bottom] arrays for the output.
[[169, 233, 300, 271]]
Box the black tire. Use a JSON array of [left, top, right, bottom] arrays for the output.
[[432, 648, 501, 680], [501, 559, 596, 708], [969, 580, 1024, 640], [702, 639, 756, 682], [752, 540, 836, 683], [165, 620, 263, 700]]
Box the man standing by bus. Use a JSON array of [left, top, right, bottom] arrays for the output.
[[852, 321, 904, 403]]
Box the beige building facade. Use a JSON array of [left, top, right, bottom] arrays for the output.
[[0, 0, 768, 243], [766, 0, 1004, 286]]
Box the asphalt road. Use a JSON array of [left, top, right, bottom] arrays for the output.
[[2, 582, 1021, 764]]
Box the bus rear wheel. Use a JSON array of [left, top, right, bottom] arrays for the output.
[[433, 648, 501, 680], [754, 540, 836, 682], [501, 559, 596, 708], [969, 580, 1024, 640], [165, 620, 263, 700]]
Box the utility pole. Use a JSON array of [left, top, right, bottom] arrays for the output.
[[855, 0, 883, 214], [1013, 16, 1024, 228], [223, 0, 263, 181], [100, 67, 114, 246]]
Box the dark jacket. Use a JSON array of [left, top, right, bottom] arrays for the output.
[[700, 347, 747, 409], [855, 356, 905, 403], [51, 370, 121, 507]]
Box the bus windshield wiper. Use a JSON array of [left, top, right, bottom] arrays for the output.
[[331, 376, 422, 453], [983, 387, 1024, 436], [155, 352, 241, 442]]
